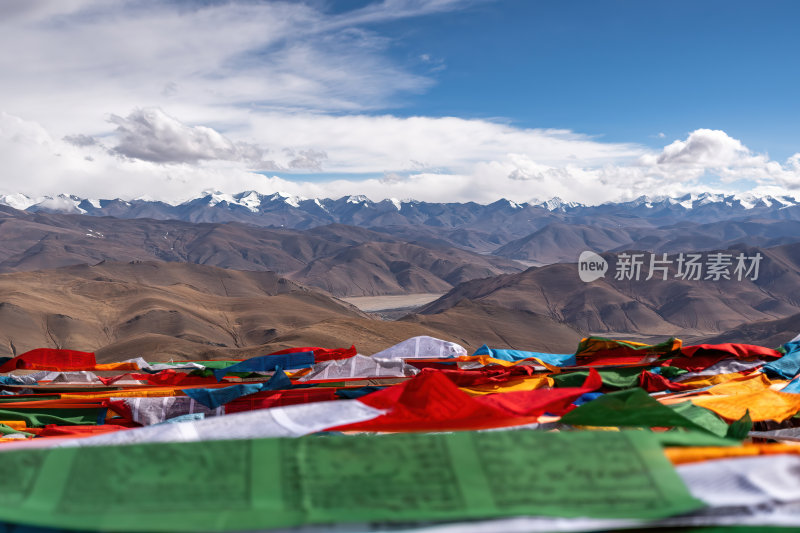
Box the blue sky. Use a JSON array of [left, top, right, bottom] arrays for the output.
[[0, 0, 798, 204], [362, 0, 800, 158]]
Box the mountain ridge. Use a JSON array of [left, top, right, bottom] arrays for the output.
[[417, 241, 800, 343], [5, 190, 798, 213], [5, 191, 800, 262], [0, 260, 580, 359], [0, 210, 523, 297]]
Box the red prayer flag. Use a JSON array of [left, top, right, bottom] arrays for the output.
[[331, 368, 600, 433], [0, 348, 96, 373], [268, 345, 357, 362], [680, 343, 781, 359]]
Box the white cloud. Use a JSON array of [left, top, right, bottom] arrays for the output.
[[0, 0, 441, 139], [0, 112, 271, 201], [635, 129, 800, 189], [651, 129, 757, 167], [109, 108, 276, 167], [63, 134, 98, 147], [3, 108, 800, 205], [286, 149, 328, 170], [0, 0, 103, 22]]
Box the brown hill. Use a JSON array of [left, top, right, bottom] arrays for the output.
[[292, 241, 516, 296], [493, 218, 800, 264], [418, 243, 800, 341], [0, 260, 598, 360], [698, 313, 800, 348], [0, 261, 471, 361], [0, 211, 522, 296], [401, 300, 583, 353], [493, 223, 644, 264]]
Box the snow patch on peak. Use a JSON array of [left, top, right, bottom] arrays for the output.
[[0, 193, 38, 210], [733, 192, 759, 209], [133, 194, 159, 204], [235, 190, 263, 212], [346, 195, 370, 205], [670, 193, 710, 209], [544, 197, 565, 210], [192, 190, 306, 211], [673, 194, 696, 209], [283, 196, 302, 208], [774, 195, 798, 207], [196, 189, 235, 207], [208, 192, 236, 207], [695, 192, 724, 206], [266, 191, 304, 208], [532, 197, 582, 211], [624, 195, 669, 208], [733, 193, 798, 209], [35, 194, 87, 214], [313, 198, 329, 212], [389, 198, 402, 211]]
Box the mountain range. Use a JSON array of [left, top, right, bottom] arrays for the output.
[[1, 191, 799, 358], [417, 241, 800, 345], [3, 240, 798, 361], [0, 207, 521, 297], [0, 260, 581, 360], [3, 191, 800, 264], [0, 261, 457, 361]]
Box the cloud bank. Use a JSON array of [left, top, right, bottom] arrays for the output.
[[0, 1, 798, 204], [3, 109, 799, 204]]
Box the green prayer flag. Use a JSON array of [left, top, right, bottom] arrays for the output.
[[658, 366, 687, 378], [726, 409, 753, 440], [552, 367, 642, 389], [0, 430, 702, 531], [651, 429, 741, 448], [669, 400, 730, 437], [0, 395, 61, 404], [0, 407, 105, 427], [0, 422, 34, 437], [560, 388, 728, 436]]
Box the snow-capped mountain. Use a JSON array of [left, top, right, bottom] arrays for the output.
[[4, 194, 88, 214], [601, 192, 799, 211], [1, 191, 799, 251], [1, 189, 800, 272], [0, 193, 39, 211], [529, 197, 584, 212]]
